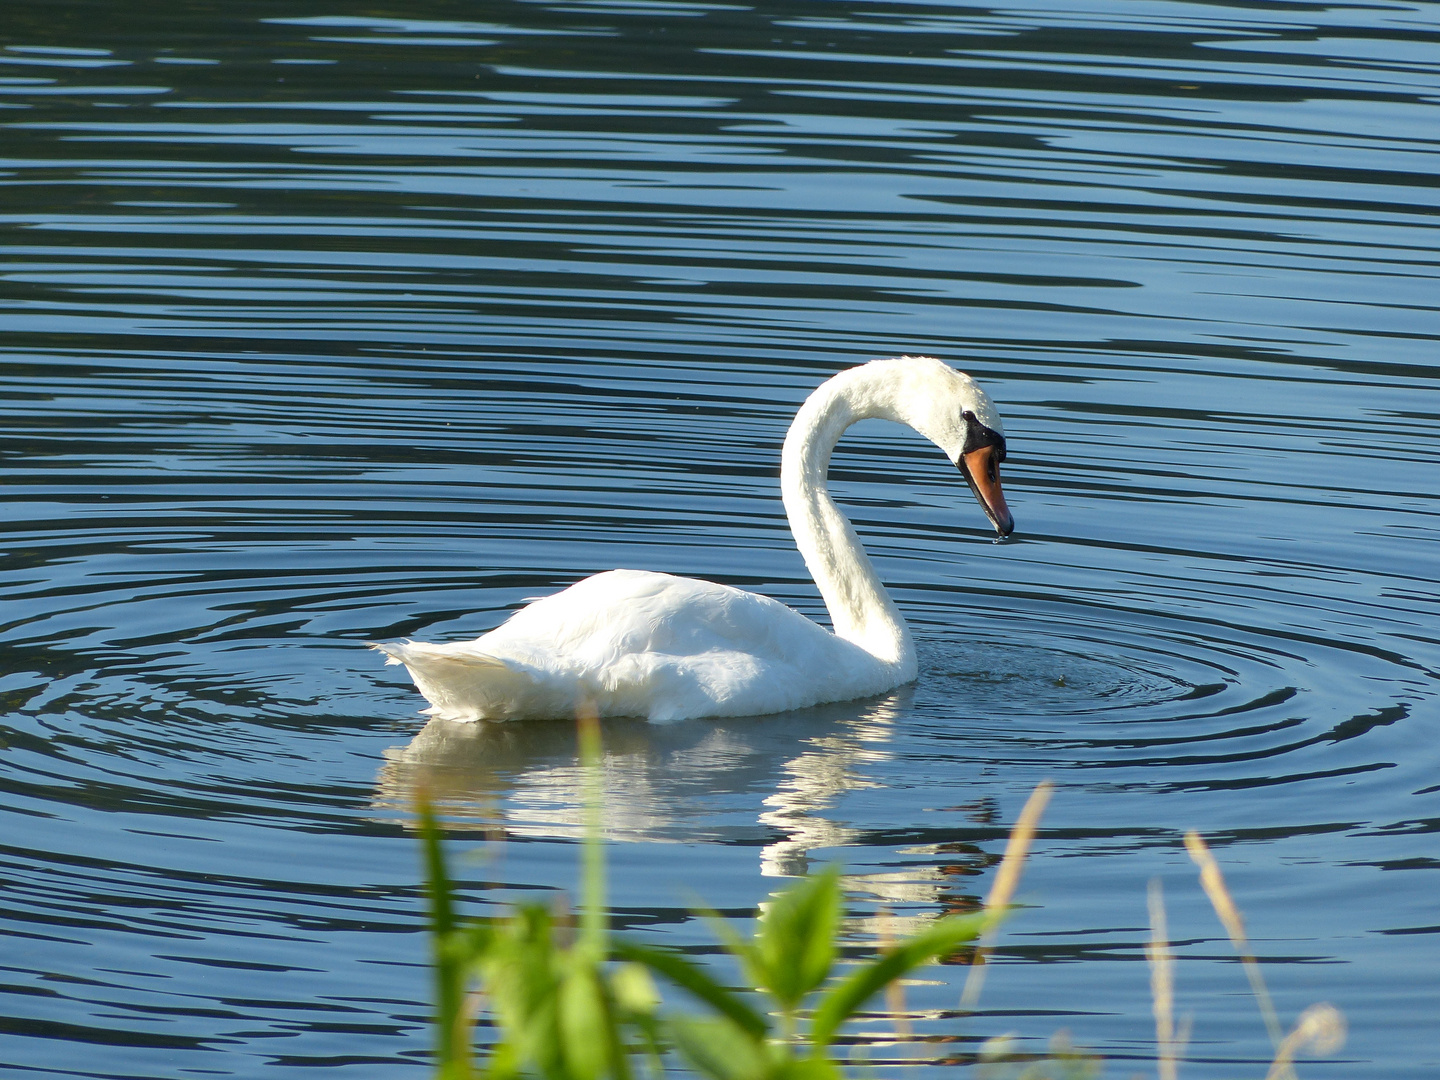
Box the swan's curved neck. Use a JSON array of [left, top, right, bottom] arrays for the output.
[[780, 363, 922, 674]]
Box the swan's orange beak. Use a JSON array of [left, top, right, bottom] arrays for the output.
[[960, 445, 1014, 538]]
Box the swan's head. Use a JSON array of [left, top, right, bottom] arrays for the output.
[[956, 405, 1013, 538], [887, 357, 1015, 538]]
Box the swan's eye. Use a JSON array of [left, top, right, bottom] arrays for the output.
[[961, 412, 1006, 462]]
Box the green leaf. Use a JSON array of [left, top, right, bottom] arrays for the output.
[[559, 966, 611, 1080], [420, 801, 457, 938], [482, 905, 566, 1076], [612, 938, 768, 1039], [753, 866, 842, 1011], [809, 910, 992, 1050], [698, 907, 764, 997], [419, 799, 472, 1077], [610, 962, 659, 1017], [770, 1056, 841, 1080], [485, 1040, 522, 1080], [669, 1016, 768, 1080], [459, 921, 496, 965]]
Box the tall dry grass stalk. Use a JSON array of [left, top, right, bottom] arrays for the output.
[[959, 780, 1053, 1010], [1264, 1003, 1346, 1080], [1183, 830, 1283, 1048], [877, 915, 913, 1044], [1146, 879, 1190, 1080]]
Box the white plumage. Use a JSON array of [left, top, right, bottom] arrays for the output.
[[373, 356, 1013, 723]]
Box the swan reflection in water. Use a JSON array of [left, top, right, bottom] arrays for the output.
[[373, 692, 999, 934]]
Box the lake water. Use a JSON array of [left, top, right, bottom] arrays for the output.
[[2, 1, 1437, 1076]]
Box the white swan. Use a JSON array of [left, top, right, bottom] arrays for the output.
[[373, 356, 1013, 723]]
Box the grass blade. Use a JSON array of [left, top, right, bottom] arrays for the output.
[[960, 780, 1052, 1010], [578, 706, 607, 959], [809, 911, 990, 1050], [1184, 831, 1282, 1048], [612, 938, 769, 1040], [419, 797, 472, 1079], [1147, 878, 1186, 1080], [1264, 1003, 1346, 1080]]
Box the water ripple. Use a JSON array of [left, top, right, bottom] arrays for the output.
[[3, 1, 1439, 1076]]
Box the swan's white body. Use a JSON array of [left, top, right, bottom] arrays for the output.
[[374, 356, 1012, 723]]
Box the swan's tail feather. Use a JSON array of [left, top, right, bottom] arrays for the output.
[[369, 641, 574, 722], [368, 641, 409, 666]]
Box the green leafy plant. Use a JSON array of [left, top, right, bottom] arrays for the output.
[[419, 739, 1342, 1080], [418, 716, 997, 1080]]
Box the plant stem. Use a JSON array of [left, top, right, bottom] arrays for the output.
[[578, 705, 606, 958]]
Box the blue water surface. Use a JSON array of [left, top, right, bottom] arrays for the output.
[[2, 1, 1438, 1077]]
